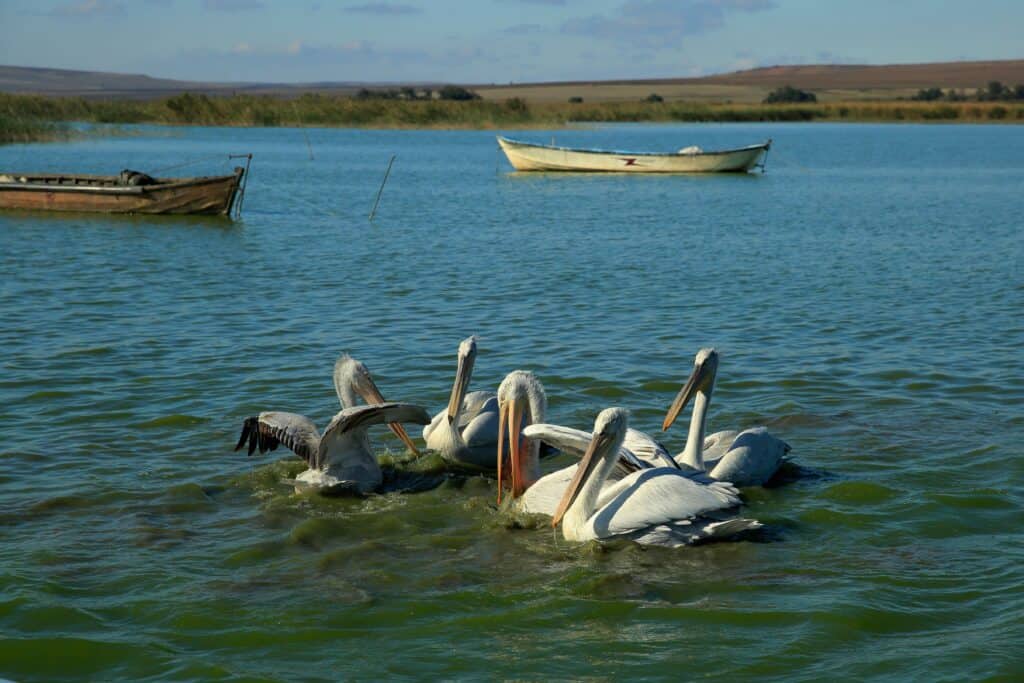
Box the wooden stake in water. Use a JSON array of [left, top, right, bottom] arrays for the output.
[[292, 102, 314, 160], [369, 155, 396, 221]]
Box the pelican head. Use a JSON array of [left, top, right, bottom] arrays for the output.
[[496, 370, 547, 502], [551, 407, 629, 528], [334, 353, 420, 454], [446, 336, 479, 424], [662, 347, 719, 432]]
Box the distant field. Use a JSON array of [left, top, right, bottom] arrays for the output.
[[3, 59, 1023, 102], [476, 59, 1024, 103], [474, 83, 924, 104]]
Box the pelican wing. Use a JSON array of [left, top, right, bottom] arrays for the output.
[[234, 412, 320, 466], [462, 404, 499, 450], [522, 423, 647, 477], [586, 468, 743, 540], [708, 426, 791, 486], [623, 428, 678, 469], [316, 403, 430, 491], [320, 403, 430, 453], [459, 391, 497, 428]]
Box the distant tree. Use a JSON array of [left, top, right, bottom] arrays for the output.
[[439, 85, 481, 101], [645, 93, 664, 102], [912, 87, 944, 101], [945, 89, 967, 102], [399, 86, 416, 100], [1014, 84, 1024, 100], [980, 80, 1009, 101], [762, 85, 816, 104], [568, 96, 584, 103]]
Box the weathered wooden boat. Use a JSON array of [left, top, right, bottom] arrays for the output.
[[497, 136, 770, 173], [0, 164, 247, 216]]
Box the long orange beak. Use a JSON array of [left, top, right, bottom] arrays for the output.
[[662, 361, 705, 432], [497, 400, 507, 504], [508, 399, 524, 498], [496, 398, 527, 503], [360, 379, 420, 455], [551, 430, 612, 528], [447, 349, 475, 424]]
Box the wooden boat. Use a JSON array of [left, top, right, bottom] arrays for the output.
[[497, 136, 770, 173], [0, 165, 247, 216]]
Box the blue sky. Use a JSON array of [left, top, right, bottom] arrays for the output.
[[1, 1, 1022, 83]]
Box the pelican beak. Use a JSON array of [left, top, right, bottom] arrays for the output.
[[496, 398, 527, 503], [497, 400, 507, 504], [662, 361, 707, 431], [359, 376, 420, 456], [447, 349, 475, 424], [551, 430, 612, 528], [508, 398, 524, 497]]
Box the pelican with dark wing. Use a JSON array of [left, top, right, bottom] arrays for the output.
[[235, 402, 430, 495], [333, 353, 420, 455]]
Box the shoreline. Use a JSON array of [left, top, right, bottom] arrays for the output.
[[2, 93, 1023, 143]]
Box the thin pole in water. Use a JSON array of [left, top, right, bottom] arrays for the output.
[[292, 102, 314, 160], [369, 154, 396, 221], [302, 128, 314, 161]]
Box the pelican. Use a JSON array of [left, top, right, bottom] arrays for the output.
[[495, 370, 548, 500], [495, 370, 667, 516], [551, 407, 761, 548], [663, 348, 791, 486], [333, 353, 420, 455], [423, 336, 500, 470], [234, 402, 430, 495]]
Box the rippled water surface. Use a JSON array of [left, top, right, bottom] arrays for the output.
[[1, 123, 1023, 681]]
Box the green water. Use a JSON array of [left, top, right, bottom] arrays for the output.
[[1, 123, 1022, 681]]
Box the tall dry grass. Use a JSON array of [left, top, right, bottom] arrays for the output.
[[2, 93, 1022, 131]]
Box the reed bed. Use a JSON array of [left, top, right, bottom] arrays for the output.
[[0, 112, 69, 144], [2, 93, 1022, 131]]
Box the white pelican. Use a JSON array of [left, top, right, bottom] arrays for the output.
[[423, 336, 500, 470], [495, 370, 665, 516], [551, 407, 761, 547], [663, 348, 791, 486], [332, 353, 420, 455], [235, 402, 430, 495], [494, 370, 548, 501]]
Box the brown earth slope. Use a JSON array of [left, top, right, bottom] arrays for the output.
[[2, 59, 1022, 101]]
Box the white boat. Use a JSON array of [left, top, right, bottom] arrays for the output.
[[497, 136, 770, 173]]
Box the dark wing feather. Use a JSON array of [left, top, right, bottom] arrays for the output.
[[234, 412, 320, 466]]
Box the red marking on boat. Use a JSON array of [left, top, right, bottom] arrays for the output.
[[619, 158, 639, 166]]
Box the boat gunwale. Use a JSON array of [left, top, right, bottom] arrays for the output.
[[497, 135, 771, 158], [0, 169, 244, 194]]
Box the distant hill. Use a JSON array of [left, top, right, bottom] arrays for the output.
[[0, 65, 375, 98], [698, 60, 1024, 89], [3, 59, 1023, 101]]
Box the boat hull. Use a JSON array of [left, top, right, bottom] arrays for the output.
[[0, 168, 245, 216], [497, 137, 769, 173]]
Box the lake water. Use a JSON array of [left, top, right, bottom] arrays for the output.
[[1, 122, 1022, 681]]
